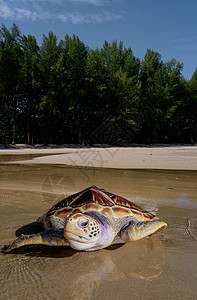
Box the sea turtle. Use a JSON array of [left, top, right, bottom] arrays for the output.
[[2, 186, 167, 253]]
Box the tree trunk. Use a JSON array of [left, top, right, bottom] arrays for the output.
[[190, 127, 194, 144], [27, 124, 30, 145]]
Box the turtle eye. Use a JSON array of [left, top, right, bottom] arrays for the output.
[[78, 218, 89, 228]]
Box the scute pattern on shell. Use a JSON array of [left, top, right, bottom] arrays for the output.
[[44, 185, 155, 221]]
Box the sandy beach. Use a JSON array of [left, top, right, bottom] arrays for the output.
[[1, 145, 197, 299], [1, 144, 197, 170]]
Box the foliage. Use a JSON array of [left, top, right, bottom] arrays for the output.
[[0, 24, 197, 145]]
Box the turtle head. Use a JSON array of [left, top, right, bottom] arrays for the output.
[[64, 211, 114, 251]]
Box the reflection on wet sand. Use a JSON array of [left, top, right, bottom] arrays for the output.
[[0, 162, 197, 299], [0, 153, 59, 163], [0, 236, 164, 299]]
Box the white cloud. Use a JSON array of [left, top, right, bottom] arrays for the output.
[[58, 11, 121, 24], [15, 8, 38, 21], [0, 1, 14, 19], [0, 0, 122, 24], [0, 0, 49, 21], [68, 0, 107, 6]]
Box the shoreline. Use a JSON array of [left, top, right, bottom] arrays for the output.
[[0, 144, 197, 170]]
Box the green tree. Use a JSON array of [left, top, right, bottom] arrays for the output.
[[188, 68, 197, 143], [0, 24, 196, 145], [139, 49, 163, 142], [19, 34, 41, 144], [62, 35, 88, 143], [163, 60, 189, 143], [84, 48, 106, 142], [98, 41, 141, 144], [140, 54, 189, 143], [0, 24, 23, 143], [39, 32, 63, 143]]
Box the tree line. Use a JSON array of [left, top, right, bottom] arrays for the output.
[[0, 24, 197, 145]]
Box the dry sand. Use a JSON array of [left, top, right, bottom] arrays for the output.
[[1, 144, 197, 170]]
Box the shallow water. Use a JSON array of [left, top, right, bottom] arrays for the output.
[[0, 159, 197, 299]]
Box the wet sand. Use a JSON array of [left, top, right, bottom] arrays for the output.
[[0, 146, 197, 299], [0, 161, 197, 299]]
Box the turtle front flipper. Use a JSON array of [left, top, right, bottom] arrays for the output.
[[2, 230, 69, 253], [121, 220, 167, 242]]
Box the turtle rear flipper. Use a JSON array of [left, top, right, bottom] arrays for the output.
[[3, 230, 69, 253], [121, 220, 167, 242]]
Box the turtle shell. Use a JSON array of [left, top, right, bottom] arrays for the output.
[[41, 186, 155, 225]]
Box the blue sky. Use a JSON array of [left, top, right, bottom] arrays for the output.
[[0, 0, 197, 79]]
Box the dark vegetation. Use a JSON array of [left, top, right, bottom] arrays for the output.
[[0, 24, 197, 145]]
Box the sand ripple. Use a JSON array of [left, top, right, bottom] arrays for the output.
[[187, 217, 197, 241]]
